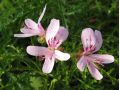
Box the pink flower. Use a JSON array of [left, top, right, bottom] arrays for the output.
[[14, 5, 46, 38], [26, 19, 70, 73], [77, 28, 114, 80]]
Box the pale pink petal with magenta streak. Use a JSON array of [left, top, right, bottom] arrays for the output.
[[54, 26, 69, 48], [46, 19, 60, 47], [93, 30, 103, 53], [81, 28, 96, 52]]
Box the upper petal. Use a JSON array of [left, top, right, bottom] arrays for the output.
[[20, 24, 45, 37], [55, 50, 70, 61], [14, 28, 40, 37], [26, 46, 48, 56], [56, 27, 69, 41], [93, 30, 103, 52], [25, 19, 38, 30], [38, 4, 47, 24], [46, 19, 60, 45], [77, 56, 87, 72], [81, 28, 96, 52], [89, 54, 114, 64], [54, 27, 69, 48], [87, 61, 103, 80], [42, 56, 55, 73], [20, 28, 29, 33]]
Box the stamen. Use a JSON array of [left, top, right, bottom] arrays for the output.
[[94, 60, 104, 67]]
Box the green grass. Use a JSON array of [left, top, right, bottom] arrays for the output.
[[0, 0, 118, 90]]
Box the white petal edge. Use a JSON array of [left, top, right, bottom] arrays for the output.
[[38, 4, 47, 23], [55, 50, 70, 61], [14, 34, 38, 37]]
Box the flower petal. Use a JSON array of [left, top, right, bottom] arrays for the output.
[[46, 19, 60, 45], [77, 56, 87, 72], [25, 19, 38, 30], [42, 56, 55, 73], [87, 61, 103, 80], [38, 4, 47, 24], [14, 34, 38, 37], [20, 24, 45, 37], [55, 50, 70, 61], [26, 46, 47, 56], [56, 27, 69, 41], [20, 28, 39, 34], [81, 28, 96, 52], [90, 54, 114, 64], [38, 24, 45, 36], [54, 27, 69, 48], [93, 30, 103, 52], [20, 28, 30, 34]]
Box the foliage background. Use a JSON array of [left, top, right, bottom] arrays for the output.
[[0, 0, 119, 90]]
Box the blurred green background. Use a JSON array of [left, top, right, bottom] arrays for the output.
[[0, 0, 119, 90]]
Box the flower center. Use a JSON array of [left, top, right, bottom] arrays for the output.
[[48, 47, 55, 51], [37, 36, 45, 44], [82, 51, 92, 56]]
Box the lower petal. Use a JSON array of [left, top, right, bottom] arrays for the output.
[[90, 54, 114, 64], [42, 56, 55, 73], [87, 61, 103, 80], [55, 50, 70, 61], [77, 56, 86, 72]]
